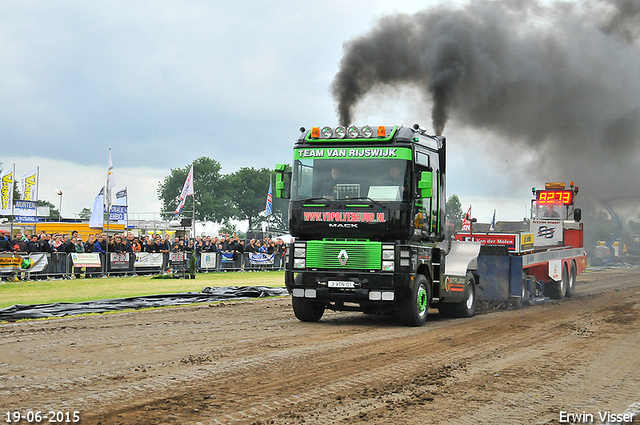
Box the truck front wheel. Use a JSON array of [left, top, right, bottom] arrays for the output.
[[397, 274, 430, 326], [292, 297, 325, 322]]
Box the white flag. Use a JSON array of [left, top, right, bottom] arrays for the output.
[[0, 165, 15, 216], [89, 187, 105, 229], [175, 164, 194, 215], [21, 167, 38, 201]]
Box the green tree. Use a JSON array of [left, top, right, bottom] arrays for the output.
[[79, 207, 92, 220], [157, 157, 232, 222], [445, 194, 464, 231], [226, 167, 274, 231]]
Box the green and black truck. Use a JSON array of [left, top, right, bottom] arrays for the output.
[[275, 124, 482, 326]]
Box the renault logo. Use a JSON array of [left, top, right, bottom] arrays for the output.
[[338, 249, 349, 266]]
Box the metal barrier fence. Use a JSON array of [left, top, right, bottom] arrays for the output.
[[0, 252, 285, 281]]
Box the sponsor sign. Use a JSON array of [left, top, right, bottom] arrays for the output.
[[294, 147, 412, 160], [109, 205, 127, 221], [71, 253, 102, 268], [0, 253, 48, 272], [455, 232, 535, 253], [201, 253, 217, 269], [135, 252, 163, 268], [456, 234, 517, 251], [303, 211, 386, 223], [521, 233, 534, 250], [249, 253, 274, 265], [170, 252, 185, 263], [531, 219, 563, 246], [220, 252, 234, 263], [0, 167, 14, 216], [21, 168, 38, 201], [14, 200, 37, 223], [110, 253, 129, 270]]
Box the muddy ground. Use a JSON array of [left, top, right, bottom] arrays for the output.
[[1, 268, 640, 424]]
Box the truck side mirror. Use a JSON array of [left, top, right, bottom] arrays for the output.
[[275, 163, 291, 199], [418, 171, 433, 198]]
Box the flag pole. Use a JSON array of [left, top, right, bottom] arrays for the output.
[[34, 166, 40, 236], [105, 148, 113, 277], [192, 164, 195, 240]]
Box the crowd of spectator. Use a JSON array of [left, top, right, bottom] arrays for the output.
[[0, 229, 288, 280]]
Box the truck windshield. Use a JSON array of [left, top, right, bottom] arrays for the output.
[[531, 200, 565, 220], [292, 158, 411, 202]]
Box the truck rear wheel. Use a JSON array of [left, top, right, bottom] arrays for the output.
[[547, 263, 568, 300], [397, 274, 430, 326], [292, 297, 325, 322], [439, 272, 477, 318], [565, 261, 577, 298]]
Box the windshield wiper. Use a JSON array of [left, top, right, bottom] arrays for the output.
[[301, 197, 339, 205], [344, 197, 387, 208]]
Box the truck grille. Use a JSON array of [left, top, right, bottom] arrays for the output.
[[306, 241, 382, 270]]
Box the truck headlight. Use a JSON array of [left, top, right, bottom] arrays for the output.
[[382, 250, 394, 260], [382, 261, 394, 271], [294, 248, 306, 258], [294, 258, 306, 269]]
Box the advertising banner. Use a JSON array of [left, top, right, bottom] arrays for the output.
[[135, 252, 163, 268], [71, 253, 102, 268], [531, 219, 563, 246], [0, 252, 48, 273], [220, 252, 234, 263], [110, 253, 129, 270], [201, 252, 218, 269], [0, 165, 14, 216], [249, 253, 274, 265], [14, 200, 37, 223], [108, 205, 127, 222], [170, 252, 185, 263], [21, 168, 38, 201]]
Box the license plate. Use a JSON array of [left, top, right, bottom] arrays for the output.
[[328, 280, 355, 288]]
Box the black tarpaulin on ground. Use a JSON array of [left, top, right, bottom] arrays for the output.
[[0, 286, 290, 321]]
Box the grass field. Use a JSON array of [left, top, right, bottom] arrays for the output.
[[0, 271, 286, 309]]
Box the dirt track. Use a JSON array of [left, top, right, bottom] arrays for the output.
[[2, 268, 640, 425]]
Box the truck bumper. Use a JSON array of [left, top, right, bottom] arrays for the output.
[[285, 270, 414, 304]]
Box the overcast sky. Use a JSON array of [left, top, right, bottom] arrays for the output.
[[2, 0, 589, 226]]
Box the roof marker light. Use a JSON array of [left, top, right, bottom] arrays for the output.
[[311, 127, 320, 138], [377, 126, 386, 137]]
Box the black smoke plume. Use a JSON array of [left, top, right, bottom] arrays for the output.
[[331, 0, 640, 203]]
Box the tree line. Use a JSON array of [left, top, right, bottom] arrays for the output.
[[157, 157, 288, 231]]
